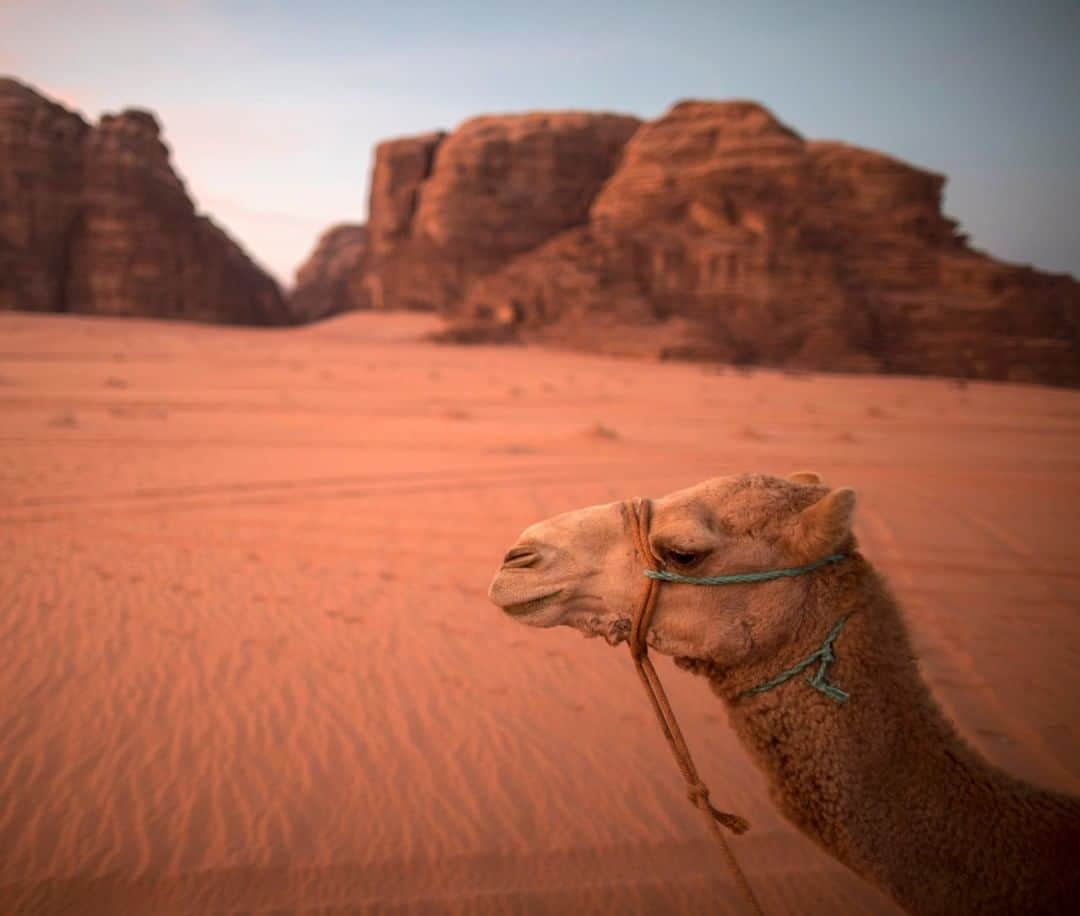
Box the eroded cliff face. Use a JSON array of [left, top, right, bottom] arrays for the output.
[[290, 224, 368, 321], [0, 78, 287, 324], [0, 78, 88, 313], [449, 100, 1078, 385], [361, 113, 642, 314]]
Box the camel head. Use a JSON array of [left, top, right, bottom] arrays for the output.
[[488, 471, 857, 667]]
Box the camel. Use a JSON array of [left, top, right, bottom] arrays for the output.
[[487, 471, 1080, 916]]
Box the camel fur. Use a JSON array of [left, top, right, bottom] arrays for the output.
[[487, 471, 1080, 916]]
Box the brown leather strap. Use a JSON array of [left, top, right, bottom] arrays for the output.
[[627, 498, 764, 915]]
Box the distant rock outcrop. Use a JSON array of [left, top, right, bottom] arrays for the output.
[[355, 99, 1078, 386], [0, 77, 287, 324], [290, 223, 368, 320]]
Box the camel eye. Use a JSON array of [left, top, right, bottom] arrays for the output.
[[663, 548, 700, 568]]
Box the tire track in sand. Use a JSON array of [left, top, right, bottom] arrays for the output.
[[887, 482, 1080, 784], [0, 460, 645, 526], [858, 501, 1078, 790]]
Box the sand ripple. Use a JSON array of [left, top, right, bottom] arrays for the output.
[[2, 311, 1077, 914]]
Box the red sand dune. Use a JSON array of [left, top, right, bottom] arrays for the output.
[[1, 311, 1077, 914]]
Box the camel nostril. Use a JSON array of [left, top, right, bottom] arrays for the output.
[[502, 546, 541, 568]]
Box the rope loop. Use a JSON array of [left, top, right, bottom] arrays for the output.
[[712, 808, 751, 836], [684, 781, 749, 834], [687, 779, 710, 806]]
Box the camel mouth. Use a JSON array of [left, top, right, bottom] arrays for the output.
[[500, 589, 564, 618]]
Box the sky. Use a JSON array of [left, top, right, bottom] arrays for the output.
[[1, 0, 1078, 286]]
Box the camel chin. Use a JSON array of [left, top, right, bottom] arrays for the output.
[[488, 584, 566, 628], [488, 569, 631, 644]]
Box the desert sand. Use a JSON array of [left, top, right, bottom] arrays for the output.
[[1, 311, 1077, 915]]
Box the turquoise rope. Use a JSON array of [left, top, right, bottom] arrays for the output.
[[644, 552, 846, 586], [741, 613, 852, 704]]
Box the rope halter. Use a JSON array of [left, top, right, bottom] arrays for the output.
[[623, 496, 852, 916]]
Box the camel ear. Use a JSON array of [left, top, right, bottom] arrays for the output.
[[788, 488, 855, 560], [787, 470, 822, 485]]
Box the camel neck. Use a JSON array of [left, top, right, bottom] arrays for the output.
[[700, 557, 1077, 915]]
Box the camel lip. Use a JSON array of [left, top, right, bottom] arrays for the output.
[[499, 589, 564, 618]]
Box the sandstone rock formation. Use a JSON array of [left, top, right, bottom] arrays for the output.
[[362, 113, 641, 314], [0, 78, 88, 314], [0, 77, 287, 324], [359, 99, 1076, 386], [456, 101, 1079, 385], [290, 223, 368, 320]]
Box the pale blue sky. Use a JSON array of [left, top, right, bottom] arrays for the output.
[[2, 0, 1077, 285]]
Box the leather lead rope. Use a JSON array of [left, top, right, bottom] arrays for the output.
[[627, 498, 765, 916]]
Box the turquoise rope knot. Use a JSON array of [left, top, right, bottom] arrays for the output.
[[741, 613, 852, 704]]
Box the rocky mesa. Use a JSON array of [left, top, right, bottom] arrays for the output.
[[0, 77, 288, 324], [351, 99, 1078, 386]]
